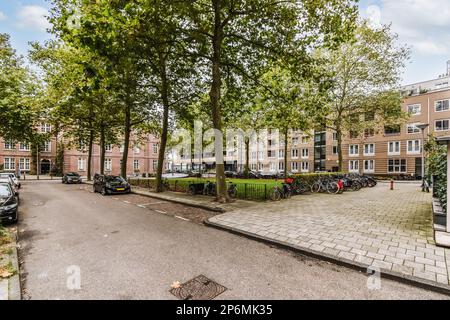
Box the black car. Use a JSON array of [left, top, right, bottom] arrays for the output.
[[62, 172, 82, 184], [93, 175, 131, 196], [0, 183, 19, 223]]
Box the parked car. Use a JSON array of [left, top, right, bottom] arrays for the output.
[[0, 176, 19, 195], [93, 175, 131, 196], [0, 172, 20, 189], [62, 172, 82, 184], [0, 183, 19, 223]]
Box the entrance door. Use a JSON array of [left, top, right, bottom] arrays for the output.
[[415, 157, 422, 179], [41, 159, 51, 174]]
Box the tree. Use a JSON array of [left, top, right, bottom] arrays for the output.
[[322, 21, 410, 171], [182, 0, 358, 202], [0, 33, 38, 141]]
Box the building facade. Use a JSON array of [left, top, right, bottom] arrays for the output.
[[170, 63, 450, 177], [0, 125, 161, 176]]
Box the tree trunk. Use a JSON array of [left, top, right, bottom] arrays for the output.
[[244, 137, 250, 178], [121, 103, 132, 178], [284, 128, 288, 179], [36, 146, 40, 180], [337, 126, 343, 172], [100, 125, 105, 175], [210, 0, 229, 203], [87, 128, 94, 181], [156, 52, 170, 193]]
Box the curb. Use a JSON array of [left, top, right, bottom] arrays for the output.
[[205, 219, 450, 296], [83, 181, 226, 213], [8, 246, 21, 300]]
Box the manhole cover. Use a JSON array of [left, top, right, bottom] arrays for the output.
[[170, 275, 227, 300]]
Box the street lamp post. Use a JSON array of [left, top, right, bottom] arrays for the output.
[[416, 123, 429, 192]]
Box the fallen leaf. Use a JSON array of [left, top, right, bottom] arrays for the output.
[[171, 281, 181, 289]]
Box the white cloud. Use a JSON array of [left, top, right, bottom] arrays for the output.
[[16, 5, 50, 32], [361, 0, 450, 56], [0, 11, 6, 21]]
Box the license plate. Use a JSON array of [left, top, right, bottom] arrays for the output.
[[116, 188, 125, 191]]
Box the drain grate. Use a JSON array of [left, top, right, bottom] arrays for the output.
[[170, 275, 227, 300]]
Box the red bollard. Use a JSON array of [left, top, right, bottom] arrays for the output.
[[390, 179, 394, 190]]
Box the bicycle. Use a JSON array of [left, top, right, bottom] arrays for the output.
[[269, 183, 291, 201], [227, 182, 238, 198]]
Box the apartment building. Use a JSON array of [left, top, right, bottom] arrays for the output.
[[0, 123, 161, 176], [170, 61, 450, 177]]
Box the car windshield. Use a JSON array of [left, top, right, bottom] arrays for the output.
[[66, 173, 79, 176], [0, 185, 12, 197], [105, 176, 125, 183], [0, 173, 13, 178]]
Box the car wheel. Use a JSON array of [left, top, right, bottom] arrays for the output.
[[101, 187, 107, 196], [93, 185, 96, 193]]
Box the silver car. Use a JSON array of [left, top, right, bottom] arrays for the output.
[[0, 172, 20, 189]]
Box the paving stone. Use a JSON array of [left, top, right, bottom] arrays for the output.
[[338, 251, 356, 261], [436, 274, 449, 285], [367, 252, 385, 261], [415, 256, 436, 266], [425, 265, 448, 276], [371, 259, 393, 270], [413, 270, 436, 282], [385, 256, 404, 265], [310, 244, 325, 252], [392, 264, 414, 276]]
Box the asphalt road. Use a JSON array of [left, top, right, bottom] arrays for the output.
[[16, 180, 449, 300]]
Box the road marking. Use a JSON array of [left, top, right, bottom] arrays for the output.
[[155, 209, 167, 214], [175, 216, 190, 221], [123, 201, 131, 204], [137, 205, 147, 208]]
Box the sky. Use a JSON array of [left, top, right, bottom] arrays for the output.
[[0, 0, 449, 85]]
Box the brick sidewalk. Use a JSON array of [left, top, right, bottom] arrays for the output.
[[208, 183, 450, 289]]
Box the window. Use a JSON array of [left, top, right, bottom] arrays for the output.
[[267, 150, 276, 158], [291, 149, 299, 159], [364, 144, 375, 156], [364, 160, 374, 173], [332, 146, 338, 155], [301, 162, 309, 173], [384, 125, 401, 135], [388, 159, 407, 173], [19, 158, 30, 171], [78, 140, 86, 151], [134, 146, 140, 154], [105, 144, 112, 152], [278, 162, 284, 171], [407, 123, 420, 134], [4, 140, 14, 150], [292, 137, 299, 145], [388, 141, 401, 155], [301, 149, 309, 159], [349, 160, 359, 173], [332, 132, 338, 141], [257, 151, 264, 160], [105, 159, 112, 171], [269, 162, 276, 172], [4, 158, 15, 170], [251, 151, 257, 160], [133, 160, 140, 171], [40, 123, 51, 133], [301, 136, 309, 144], [278, 150, 284, 159], [435, 119, 450, 131], [258, 163, 264, 171], [408, 104, 421, 115], [19, 142, 30, 151], [268, 139, 276, 147], [77, 158, 86, 171], [251, 163, 257, 171], [291, 162, 298, 172], [349, 131, 359, 139], [349, 145, 359, 156], [365, 112, 375, 121], [435, 99, 450, 112], [153, 160, 158, 170], [152, 143, 158, 154], [364, 129, 375, 138], [42, 140, 51, 152], [119, 145, 125, 153], [407, 140, 421, 154]]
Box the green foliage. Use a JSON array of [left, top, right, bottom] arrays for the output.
[[425, 135, 447, 210], [0, 33, 39, 141]]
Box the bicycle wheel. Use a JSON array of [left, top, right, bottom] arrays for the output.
[[228, 187, 237, 198], [311, 182, 321, 193], [326, 182, 340, 194], [269, 188, 281, 201]]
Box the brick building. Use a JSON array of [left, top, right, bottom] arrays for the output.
[[171, 62, 450, 177], [0, 126, 161, 177]]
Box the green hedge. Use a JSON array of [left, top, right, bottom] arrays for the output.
[[426, 137, 447, 211]]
